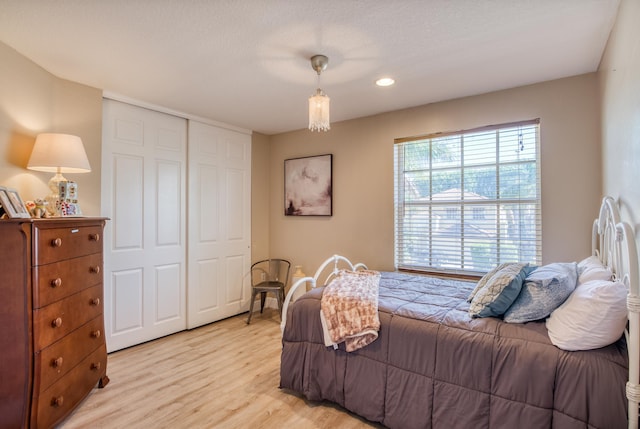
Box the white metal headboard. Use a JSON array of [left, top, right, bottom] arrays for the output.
[[280, 254, 367, 333], [594, 196, 639, 429]]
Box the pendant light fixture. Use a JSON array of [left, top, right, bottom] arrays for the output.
[[308, 54, 330, 132]]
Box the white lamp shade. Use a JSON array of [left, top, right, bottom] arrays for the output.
[[27, 133, 91, 173], [308, 90, 330, 132]]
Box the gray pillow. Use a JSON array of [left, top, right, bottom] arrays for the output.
[[503, 262, 578, 323], [467, 262, 520, 303], [468, 263, 531, 318]]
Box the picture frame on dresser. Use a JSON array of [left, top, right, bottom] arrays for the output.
[[0, 186, 31, 218]]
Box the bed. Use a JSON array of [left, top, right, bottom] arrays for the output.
[[279, 196, 640, 429]]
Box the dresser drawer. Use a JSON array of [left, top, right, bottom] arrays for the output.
[[34, 344, 107, 429], [33, 253, 103, 308], [33, 284, 103, 351], [36, 316, 105, 392], [33, 224, 103, 265]]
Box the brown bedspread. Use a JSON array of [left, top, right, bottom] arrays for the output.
[[280, 271, 629, 429]]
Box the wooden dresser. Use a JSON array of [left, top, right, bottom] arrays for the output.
[[0, 217, 109, 429]]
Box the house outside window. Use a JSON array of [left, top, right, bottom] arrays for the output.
[[394, 119, 541, 275]]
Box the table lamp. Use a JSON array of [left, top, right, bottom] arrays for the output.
[[27, 133, 91, 216]]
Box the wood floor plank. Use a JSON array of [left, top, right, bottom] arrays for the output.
[[58, 310, 384, 428]]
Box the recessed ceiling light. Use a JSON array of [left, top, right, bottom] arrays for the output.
[[375, 77, 395, 87]]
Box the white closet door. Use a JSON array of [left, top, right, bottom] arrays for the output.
[[102, 99, 187, 352], [187, 120, 251, 328]]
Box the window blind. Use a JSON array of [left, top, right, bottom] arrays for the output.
[[394, 119, 541, 275]]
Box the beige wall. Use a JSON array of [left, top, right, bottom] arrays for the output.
[[267, 74, 602, 274], [0, 41, 102, 215], [251, 131, 271, 263], [599, 0, 640, 250]]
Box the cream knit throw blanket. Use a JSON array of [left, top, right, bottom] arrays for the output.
[[320, 269, 381, 352]]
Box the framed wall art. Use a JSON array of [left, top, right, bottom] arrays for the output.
[[0, 187, 31, 219], [284, 154, 332, 216]]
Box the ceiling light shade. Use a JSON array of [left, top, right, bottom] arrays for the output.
[[309, 89, 330, 132], [308, 54, 330, 132]]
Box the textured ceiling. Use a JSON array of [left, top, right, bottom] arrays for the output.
[[0, 0, 620, 135]]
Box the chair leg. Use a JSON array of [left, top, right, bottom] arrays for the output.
[[260, 291, 266, 313], [247, 290, 257, 324], [277, 289, 284, 319]]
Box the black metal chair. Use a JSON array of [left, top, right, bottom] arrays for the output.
[[246, 259, 291, 324]]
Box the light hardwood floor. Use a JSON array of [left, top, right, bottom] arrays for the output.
[[58, 310, 384, 429]]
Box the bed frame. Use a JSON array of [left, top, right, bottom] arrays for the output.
[[596, 196, 640, 429], [281, 196, 640, 429], [281, 254, 368, 334]]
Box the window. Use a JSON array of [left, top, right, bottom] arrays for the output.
[[394, 119, 541, 275], [472, 207, 485, 220]]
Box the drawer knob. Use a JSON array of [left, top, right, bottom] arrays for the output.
[[91, 362, 101, 371], [50, 278, 62, 288], [89, 233, 100, 242], [91, 330, 101, 339], [90, 265, 101, 274], [90, 297, 101, 306], [51, 396, 64, 407], [52, 357, 64, 368], [51, 317, 63, 328], [51, 238, 62, 248]]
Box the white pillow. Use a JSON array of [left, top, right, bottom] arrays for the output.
[[546, 279, 628, 351], [577, 255, 612, 284]]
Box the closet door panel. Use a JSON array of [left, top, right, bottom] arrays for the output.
[[112, 155, 144, 250], [187, 120, 251, 329], [226, 168, 246, 241], [196, 258, 219, 312], [156, 160, 183, 246], [155, 263, 182, 322], [102, 99, 187, 352], [197, 164, 220, 242], [225, 255, 245, 304], [111, 269, 143, 334]]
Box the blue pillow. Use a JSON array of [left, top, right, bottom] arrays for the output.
[[503, 262, 578, 323], [469, 263, 532, 318]]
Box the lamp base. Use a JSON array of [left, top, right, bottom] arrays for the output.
[[46, 174, 82, 217], [45, 172, 67, 216]]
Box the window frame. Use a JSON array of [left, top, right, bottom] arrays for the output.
[[394, 119, 541, 276]]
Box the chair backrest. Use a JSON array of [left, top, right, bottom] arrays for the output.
[[251, 259, 291, 286]]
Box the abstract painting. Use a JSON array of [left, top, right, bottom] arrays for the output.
[[284, 154, 332, 216]]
